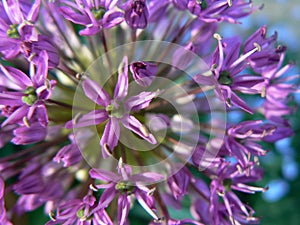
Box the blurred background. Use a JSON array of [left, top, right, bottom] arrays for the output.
[[221, 0, 300, 224]]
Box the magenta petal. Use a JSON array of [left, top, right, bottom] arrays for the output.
[[32, 51, 48, 87], [0, 65, 32, 90], [100, 117, 120, 157], [102, 11, 124, 29], [130, 172, 164, 183], [26, 0, 41, 22], [114, 56, 128, 101], [99, 186, 118, 207], [121, 115, 157, 144], [125, 91, 158, 112], [35, 104, 48, 127], [1, 105, 28, 127], [89, 168, 120, 182], [82, 78, 111, 107], [118, 194, 130, 225], [65, 109, 108, 129], [12, 123, 47, 145], [2, 0, 24, 24]]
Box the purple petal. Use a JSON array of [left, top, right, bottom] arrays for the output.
[[99, 186, 118, 207], [89, 168, 120, 182], [79, 25, 100, 36], [0, 65, 32, 90], [102, 11, 124, 29], [100, 117, 120, 158], [26, 0, 41, 22], [82, 78, 111, 107], [53, 143, 82, 167], [130, 61, 157, 87], [121, 115, 157, 144], [2, 0, 24, 24], [130, 172, 164, 183], [114, 56, 128, 101], [1, 105, 28, 127], [35, 104, 48, 127], [0, 92, 23, 106], [59, 6, 90, 25], [12, 123, 47, 145], [118, 194, 131, 225], [32, 51, 48, 87], [125, 91, 159, 112], [65, 110, 108, 129]]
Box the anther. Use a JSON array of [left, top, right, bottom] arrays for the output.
[[254, 156, 260, 166], [261, 86, 266, 98], [227, 0, 232, 7], [147, 187, 156, 196], [140, 125, 150, 137], [89, 184, 98, 191], [213, 33, 222, 41], [103, 143, 112, 156], [76, 72, 88, 80], [28, 53, 36, 62], [73, 113, 82, 125], [153, 217, 165, 223], [45, 79, 51, 90], [23, 116, 30, 128], [118, 157, 124, 168], [49, 211, 56, 221], [253, 42, 262, 52]]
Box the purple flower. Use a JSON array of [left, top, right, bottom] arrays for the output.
[[206, 161, 265, 225], [173, 0, 254, 23], [0, 51, 55, 129], [194, 35, 264, 113], [261, 51, 299, 120], [0, 177, 12, 225], [11, 121, 47, 145], [46, 194, 114, 225], [130, 61, 157, 86], [244, 26, 280, 73], [89, 159, 164, 225], [59, 0, 124, 35], [0, 0, 59, 68], [53, 134, 82, 167], [124, 0, 149, 29], [167, 167, 191, 200], [66, 56, 158, 157]]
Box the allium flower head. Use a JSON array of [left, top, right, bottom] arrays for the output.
[[0, 0, 298, 225]]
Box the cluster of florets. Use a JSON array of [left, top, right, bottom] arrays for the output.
[[0, 0, 298, 225]]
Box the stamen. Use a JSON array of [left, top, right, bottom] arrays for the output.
[[103, 143, 112, 156], [89, 184, 98, 191], [153, 217, 165, 223], [76, 72, 88, 80], [230, 43, 262, 69], [227, 0, 232, 7], [254, 156, 260, 166], [23, 116, 30, 128], [28, 53, 36, 62], [213, 33, 222, 41], [49, 211, 56, 221], [226, 98, 232, 108], [118, 157, 124, 169], [45, 79, 51, 90], [261, 86, 266, 98], [253, 42, 262, 52], [147, 187, 156, 196], [140, 125, 150, 137], [73, 113, 82, 124], [236, 164, 243, 174]]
